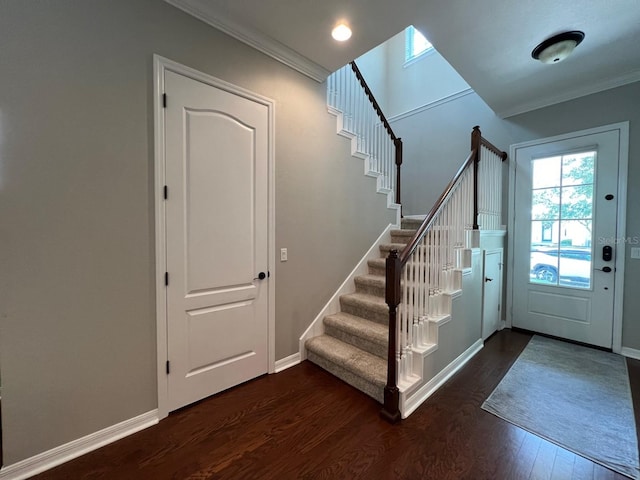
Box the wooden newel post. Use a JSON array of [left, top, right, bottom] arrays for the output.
[[381, 249, 401, 423], [394, 138, 403, 206], [471, 126, 482, 230]]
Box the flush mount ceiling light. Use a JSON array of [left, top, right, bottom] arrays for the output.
[[531, 31, 585, 64], [332, 23, 352, 42]]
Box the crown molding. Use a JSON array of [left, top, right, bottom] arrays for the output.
[[497, 68, 640, 118], [165, 0, 330, 83]]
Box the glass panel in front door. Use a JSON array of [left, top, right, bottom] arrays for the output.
[[529, 151, 595, 289]]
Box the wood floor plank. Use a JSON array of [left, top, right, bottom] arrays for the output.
[[571, 454, 595, 480], [551, 447, 575, 479], [529, 441, 558, 480], [31, 330, 631, 480], [510, 433, 543, 480]]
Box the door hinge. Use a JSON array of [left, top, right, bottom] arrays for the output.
[[166, 360, 170, 374], [165, 272, 169, 286], [163, 185, 168, 200], [162, 93, 167, 108]]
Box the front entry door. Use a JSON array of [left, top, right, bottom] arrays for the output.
[[512, 126, 624, 348], [164, 70, 269, 411]]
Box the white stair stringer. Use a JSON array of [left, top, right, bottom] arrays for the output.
[[397, 292, 457, 394], [327, 106, 400, 214], [399, 248, 486, 418], [299, 223, 397, 359]]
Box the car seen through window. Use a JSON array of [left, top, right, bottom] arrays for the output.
[[530, 247, 591, 288]]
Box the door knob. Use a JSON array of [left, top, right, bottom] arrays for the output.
[[254, 272, 267, 280], [485, 277, 493, 282]]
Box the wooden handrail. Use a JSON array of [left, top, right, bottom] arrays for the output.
[[398, 149, 476, 266], [350, 61, 397, 141], [380, 126, 507, 422], [350, 61, 403, 207]]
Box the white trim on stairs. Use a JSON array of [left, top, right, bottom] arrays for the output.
[[275, 353, 301, 372], [327, 107, 402, 219], [299, 223, 397, 359], [401, 339, 483, 418], [622, 347, 640, 361], [0, 411, 159, 480]]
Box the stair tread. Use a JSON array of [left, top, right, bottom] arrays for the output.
[[401, 217, 425, 229], [354, 274, 386, 287], [390, 229, 418, 236], [368, 258, 385, 267], [341, 292, 387, 307], [305, 335, 386, 386], [380, 242, 408, 249], [324, 312, 388, 344]]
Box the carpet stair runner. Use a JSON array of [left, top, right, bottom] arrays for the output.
[[306, 218, 426, 403]]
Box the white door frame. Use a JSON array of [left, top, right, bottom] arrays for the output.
[[506, 122, 629, 354], [153, 55, 276, 419]]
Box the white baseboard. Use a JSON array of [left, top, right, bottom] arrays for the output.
[[0, 410, 159, 480], [621, 347, 640, 361], [274, 352, 301, 372], [401, 339, 483, 418]]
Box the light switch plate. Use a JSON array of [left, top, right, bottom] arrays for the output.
[[280, 248, 288, 262], [631, 247, 640, 259]]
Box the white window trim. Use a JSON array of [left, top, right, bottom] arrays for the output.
[[404, 26, 434, 68]]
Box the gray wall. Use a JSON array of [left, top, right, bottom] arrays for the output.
[[0, 0, 395, 465], [353, 37, 389, 111], [391, 82, 640, 351], [393, 92, 514, 216], [356, 30, 471, 118]]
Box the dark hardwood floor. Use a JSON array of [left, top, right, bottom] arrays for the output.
[[33, 330, 639, 479]]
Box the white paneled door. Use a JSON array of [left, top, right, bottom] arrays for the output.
[[164, 70, 269, 411], [512, 127, 625, 348]]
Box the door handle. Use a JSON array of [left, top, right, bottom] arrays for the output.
[[596, 266, 612, 273], [254, 272, 268, 280], [485, 277, 493, 282]]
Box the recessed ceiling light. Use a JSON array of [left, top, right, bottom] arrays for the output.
[[332, 23, 352, 42], [532, 31, 585, 64]]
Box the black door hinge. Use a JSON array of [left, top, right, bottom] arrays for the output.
[[162, 93, 167, 108], [165, 272, 169, 286], [166, 360, 170, 374], [163, 185, 168, 199]]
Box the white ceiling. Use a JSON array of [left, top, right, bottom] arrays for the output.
[[167, 0, 640, 117]]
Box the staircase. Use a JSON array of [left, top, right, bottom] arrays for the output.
[[305, 218, 423, 403], [304, 61, 507, 420]]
